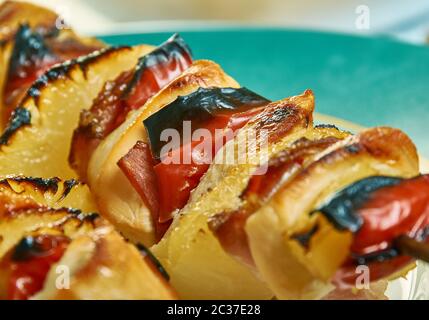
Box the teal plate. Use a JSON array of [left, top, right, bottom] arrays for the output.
[[100, 29, 429, 157]]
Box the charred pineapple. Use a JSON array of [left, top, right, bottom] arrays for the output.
[[0, 45, 153, 179], [0, 177, 176, 300]]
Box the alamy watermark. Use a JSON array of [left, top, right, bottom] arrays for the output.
[[355, 5, 370, 30], [158, 123, 270, 175]]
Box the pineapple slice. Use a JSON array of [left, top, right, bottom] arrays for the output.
[[34, 225, 177, 300], [0, 175, 176, 300], [0, 45, 153, 179]]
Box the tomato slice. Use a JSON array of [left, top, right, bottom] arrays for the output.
[[7, 235, 70, 300]]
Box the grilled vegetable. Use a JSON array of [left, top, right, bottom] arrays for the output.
[[0, 176, 96, 212], [87, 60, 239, 245], [70, 34, 192, 181], [0, 45, 153, 179], [210, 128, 351, 267], [32, 225, 177, 300], [152, 90, 316, 299], [118, 87, 270, 240], [0, 1, 58, 40], [2, 24, 103, 125], [317, 174, 429, 288], [245, 127, 419, 299], [0, 175, 176, 300], [0, 1, 104, 128]]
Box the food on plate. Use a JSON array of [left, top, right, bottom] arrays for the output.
[[230, 127, 420, 298], [0, 1, 428, 301], [0, 44, 153, 179], [0, 176, 176, 300], [0, 1, 58, 40], [87, 60, 239, 245], [70, 34, 192, 181], [0, 1, 103, 127]]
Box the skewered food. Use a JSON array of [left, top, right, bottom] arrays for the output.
[[0, 176, 176, 300], [0, 1, 428, 301], [0, 1, 103, 127]]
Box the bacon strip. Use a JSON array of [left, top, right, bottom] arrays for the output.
[[117, 141, 159, 219]]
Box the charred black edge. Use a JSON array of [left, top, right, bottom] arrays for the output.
[[136, 243, 170, 281], [58, 179, 79, 201], [144, 87, 271, 159], [351, 247, 399, 265], [9, 211, 100, 262], [313, 176, 403, 233], [8, 23, 53, 79], [11, 234, 70, 262], [26, 45, 127, 106], [0, 177, 82, 201], [1, 206, 99, 224], [291, 223, 319, 250], [0, 46, 130, 145], [0, 106, 31, 145], [0, 176, 60, 193], [315, 124, 339, 130], [310, 176, 429, 266], [315, 123, 353, 136]]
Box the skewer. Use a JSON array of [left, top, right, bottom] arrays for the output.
[[394, 235, 429, 263]]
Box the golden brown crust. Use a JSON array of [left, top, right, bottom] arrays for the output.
[[34, 226, 177, 300], [88, 60, 240, 245], [152, 90, 317, 299], [245, 127, 419, 299], [0, 1, 105, 129], [0, 177, 96, 211], [0, 174, 99, 259], [209, 127, 351, 267], [0, 175, 176, 300], [0, 45, 153, 179]]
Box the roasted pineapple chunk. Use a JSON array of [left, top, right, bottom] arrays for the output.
[[0, 175, 176, 300], [0, 45, 153, 179], [34, 225, 177, 300]]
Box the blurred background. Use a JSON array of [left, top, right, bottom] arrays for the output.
[[7, 0, 429, 44]]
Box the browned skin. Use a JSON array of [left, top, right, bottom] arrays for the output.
[[295, 127, 418, 181], [0, 46, 131, 148], [60, 232, 177, 299], [69, 70, 134, 181], [3, 30, 103, 125], [209, 135, 343, 266], [247, 99, 313, 145], [0, 1, 58, 40]]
